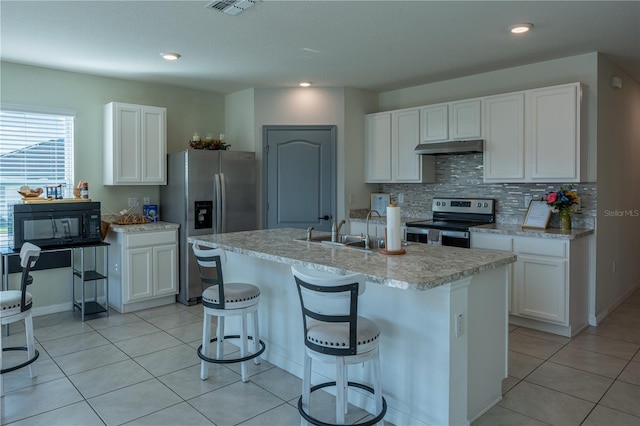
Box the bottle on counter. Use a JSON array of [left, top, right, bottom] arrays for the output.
[[81, 182, 89, 199]]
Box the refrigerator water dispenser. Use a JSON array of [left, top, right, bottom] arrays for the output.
[[194, 201, 213, 229]]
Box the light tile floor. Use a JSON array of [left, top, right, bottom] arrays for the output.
[[474, 287, 640, 426], [1, 288, 639, 426], [1, 302, 374, 426]]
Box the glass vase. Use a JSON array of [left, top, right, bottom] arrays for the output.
[[559, 209, 572, 231]]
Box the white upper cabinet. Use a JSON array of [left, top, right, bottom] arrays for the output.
[[449, 99, 482, 140], [483, 82, 585, 183], [529, 84, 581, 181], [392, 109, 422, 182], [365, 112, 392, 182], [365, 109, 435, 183], [419, 103, 449, 142], [483, 93, 526, 181], [419, 99, 481, 143], [104, 102, 167, 185]]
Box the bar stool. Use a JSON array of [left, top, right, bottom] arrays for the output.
[[1, 243, 41, 396], [193, 243, 265, 383], [292, 266, 387, 426]]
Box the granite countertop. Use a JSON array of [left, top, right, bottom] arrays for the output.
[[107, 221, 179, 233], [351, 217, 595, 240], [188, 228, 516, 291], [470, 223, 594, 240]]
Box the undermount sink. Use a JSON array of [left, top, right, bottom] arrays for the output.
[[294, 234, 384, 251]]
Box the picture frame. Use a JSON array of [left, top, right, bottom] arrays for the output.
[[370, 193, 390, 216], [522, 200, 552, 229]]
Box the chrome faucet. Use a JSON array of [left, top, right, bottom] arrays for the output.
[[306, 226, 314, 241], [331, 219, 346, 242], [365, 210, 381, 249]]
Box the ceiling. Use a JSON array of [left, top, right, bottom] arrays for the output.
[[1, 1, 639, 95]]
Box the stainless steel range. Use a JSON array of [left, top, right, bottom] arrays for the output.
[[405, 198, 495, 248]]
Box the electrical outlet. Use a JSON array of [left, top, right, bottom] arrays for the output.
[[524, 195, 533, 207], [398, 193, 404, 204], [128, 197, 139, 208], [455, 313, 464, 338], [143, 197, 150, 205], [349, 193, 356, 206]]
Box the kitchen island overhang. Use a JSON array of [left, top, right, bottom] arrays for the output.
[[189, 228, 516, 426]]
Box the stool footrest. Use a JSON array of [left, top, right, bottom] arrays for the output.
[[1, 347, 40, 374], [298, 381, 387, 426], [197, 335, 266, 364]]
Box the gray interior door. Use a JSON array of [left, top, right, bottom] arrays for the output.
[[264, 125, 336, 232]]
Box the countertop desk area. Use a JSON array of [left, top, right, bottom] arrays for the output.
[[1, 241, 110, 325], [189, 228, 516, 426]]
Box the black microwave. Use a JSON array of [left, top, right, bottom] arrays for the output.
[[12, 202, 102, 249]]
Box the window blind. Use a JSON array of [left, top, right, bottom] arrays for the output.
[[0, 107, 75, 246]]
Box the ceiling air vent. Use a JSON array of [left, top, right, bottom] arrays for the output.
[[206, 0, 256, 16]]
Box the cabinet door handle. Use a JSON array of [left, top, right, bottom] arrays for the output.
[[318, 215, 331, 220]]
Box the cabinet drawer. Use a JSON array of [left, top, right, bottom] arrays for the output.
[[126, 230, 177, 248], [515, 237, 566, 258], [471, 233, 513, 252]]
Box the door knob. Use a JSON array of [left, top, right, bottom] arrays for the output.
[[318, 215, 331, 220]]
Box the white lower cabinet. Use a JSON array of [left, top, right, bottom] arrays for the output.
[[106, 228, 178, 313], [471, 233, 515, 313], [515, 244, 568, 324], [471, 232, 590, 337]]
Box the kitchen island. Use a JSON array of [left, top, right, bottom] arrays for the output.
[[189, 228, 516, 426]]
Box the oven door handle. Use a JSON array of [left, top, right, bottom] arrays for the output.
[[440, 230, 469, 239], [405, 227, 430, 235]]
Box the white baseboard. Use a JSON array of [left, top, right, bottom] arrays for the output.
[[32, 302, 72, 317], [592, 282, 640, 325]]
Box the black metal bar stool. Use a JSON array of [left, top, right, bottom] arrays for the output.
[[1, 242, 41, 396], [292, 266, 387, 426], [193, 243, 265, 382]]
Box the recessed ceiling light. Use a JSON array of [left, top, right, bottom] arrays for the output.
[[161, 52, 181, 61], [299, 82, 311, 87], [509, 23, 533, 34]]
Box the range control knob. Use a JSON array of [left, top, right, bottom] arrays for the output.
[[477, 202, 482, 207], [484, 202, 489, 208]]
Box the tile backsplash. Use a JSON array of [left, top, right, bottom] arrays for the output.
[[376, 153, 596, 229]]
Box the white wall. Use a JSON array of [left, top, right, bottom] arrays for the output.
[[224, 86, 378, 231], [594, 54, 640, 318], [252, 87, 346, 228], [225, 88, 255, 152], [344, 88, 379, 212], [1, 61, 225, 310]]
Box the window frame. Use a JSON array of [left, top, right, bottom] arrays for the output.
[[0, 104, 75, 247]]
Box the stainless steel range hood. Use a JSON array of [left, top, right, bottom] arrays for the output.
[[415, 139, 483, 155]]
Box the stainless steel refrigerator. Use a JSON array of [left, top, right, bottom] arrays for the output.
[[159, 149, 256, 305]]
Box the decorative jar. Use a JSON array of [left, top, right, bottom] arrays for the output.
[[559, 209, 572, 231]]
